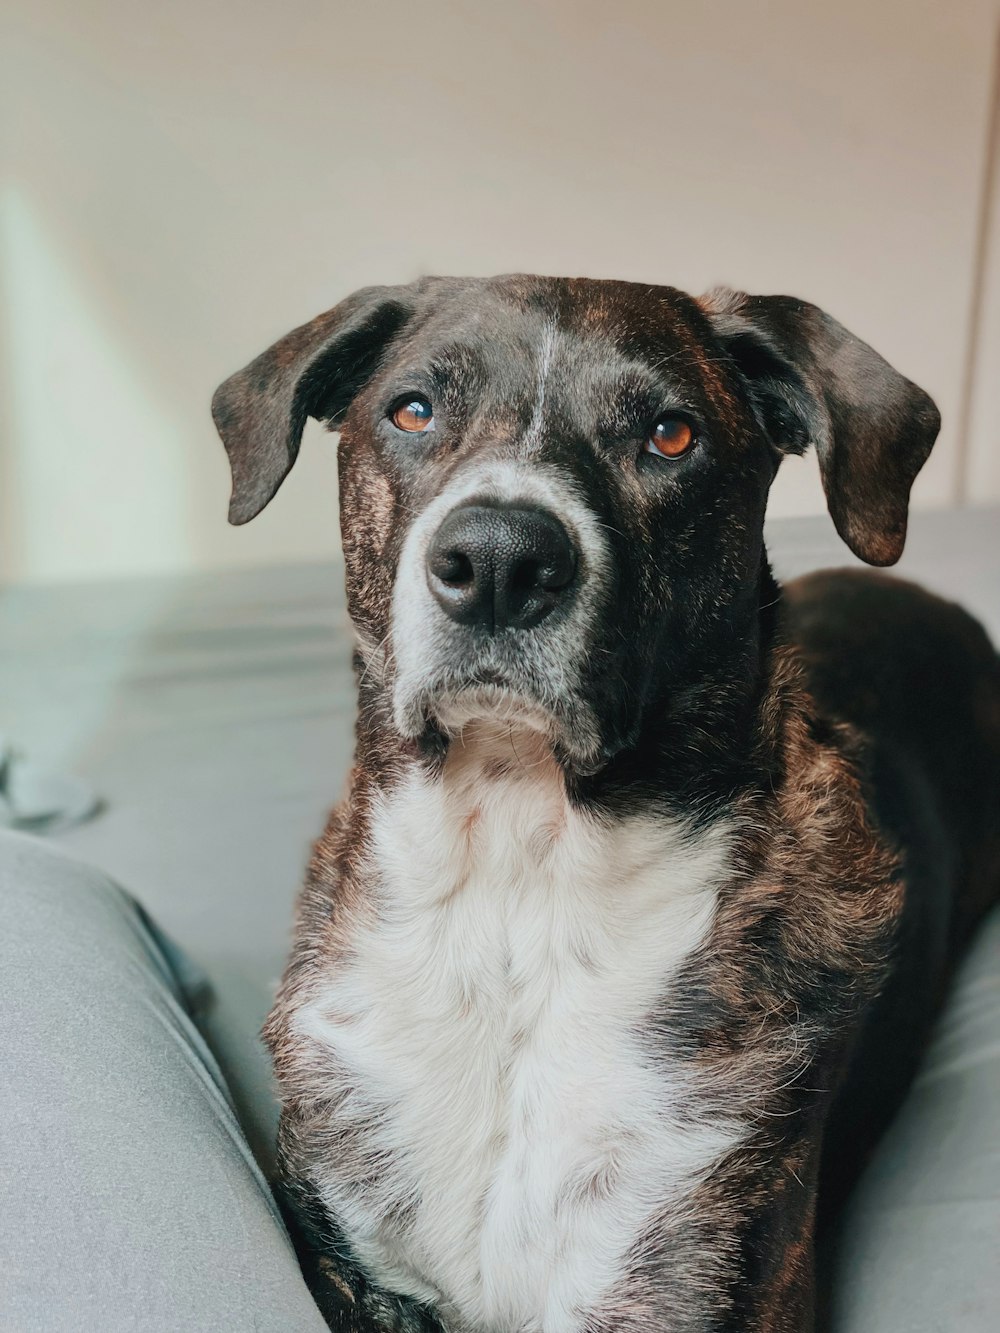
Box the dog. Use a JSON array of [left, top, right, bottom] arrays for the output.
[[212, 275, 1000, 1332]]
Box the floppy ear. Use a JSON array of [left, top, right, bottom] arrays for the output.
[[700, 289, 940, 566], [211, 284, 418, 524]]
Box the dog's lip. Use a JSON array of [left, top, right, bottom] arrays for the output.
[[421, 663, 526, 695], [409, 678, 612, 778], [427, 676, 547, 719], [457, 669, 512, 689]]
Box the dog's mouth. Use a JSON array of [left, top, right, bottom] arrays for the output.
[[430, 678, 556, 736], [393, 667, 606, 776]]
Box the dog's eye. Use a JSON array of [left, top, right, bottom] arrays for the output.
[[390, 396, 435, 433], [645, 416, 696, 459]]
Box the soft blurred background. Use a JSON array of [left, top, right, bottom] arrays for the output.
[[2, 0, 1000, 1214], [3, 0, 999, 585]]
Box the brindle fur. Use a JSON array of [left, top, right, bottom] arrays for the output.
[[212, 275, 1000, 1331]]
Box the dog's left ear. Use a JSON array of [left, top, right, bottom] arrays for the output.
[[212, 284, 419, 525], [700, 289, 940, 566]]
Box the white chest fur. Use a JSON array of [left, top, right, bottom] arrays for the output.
[[296, 729, 741, 1333]]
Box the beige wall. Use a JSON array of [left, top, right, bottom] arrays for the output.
[[967, 25, 1000, 504], [2, 0, 997, 583]]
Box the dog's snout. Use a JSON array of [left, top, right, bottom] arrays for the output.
[[426, 504, 578, 632]]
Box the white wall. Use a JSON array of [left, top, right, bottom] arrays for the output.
[[2, 0, 997, 583]]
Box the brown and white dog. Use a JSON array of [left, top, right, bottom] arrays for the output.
[[213, 276, 1000, 1333]]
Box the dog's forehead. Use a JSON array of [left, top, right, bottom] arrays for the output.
[[403, 275, 715, 394], [421, 274, 699, 341]]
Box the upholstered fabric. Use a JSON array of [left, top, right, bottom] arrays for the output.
[[0, 829, 327, 1333]]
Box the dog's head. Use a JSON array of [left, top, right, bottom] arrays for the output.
[[213, 276, 938, 774]]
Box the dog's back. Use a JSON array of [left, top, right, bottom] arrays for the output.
[[786, 569, 1000, 1222]]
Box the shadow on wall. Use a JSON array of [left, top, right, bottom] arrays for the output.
[[0, 181, 344, 585], [1, 187, 194, 580]]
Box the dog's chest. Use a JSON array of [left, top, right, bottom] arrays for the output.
[[298, 737, 738, 1332]]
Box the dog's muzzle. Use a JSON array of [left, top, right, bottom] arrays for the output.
[[425, 502, 579, 633], [389, 465, 610, 770]]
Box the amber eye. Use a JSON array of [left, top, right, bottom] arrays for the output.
[[645, 416, 696, 459], [390, 396, 435, 433]]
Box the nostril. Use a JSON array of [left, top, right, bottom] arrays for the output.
[[509, 552, 575, 594], [433, 548, 475, 588], [511, 557, 542, 593], [538, 552, 576, 591]]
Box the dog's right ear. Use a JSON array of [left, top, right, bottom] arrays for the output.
[[211, 285, 419, 524]]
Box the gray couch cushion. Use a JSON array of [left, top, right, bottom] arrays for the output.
[[823, 905, 1000, 1329], [0, 829, 327, 1333]]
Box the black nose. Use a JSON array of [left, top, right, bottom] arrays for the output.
[[426, 504, 578, 631]]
